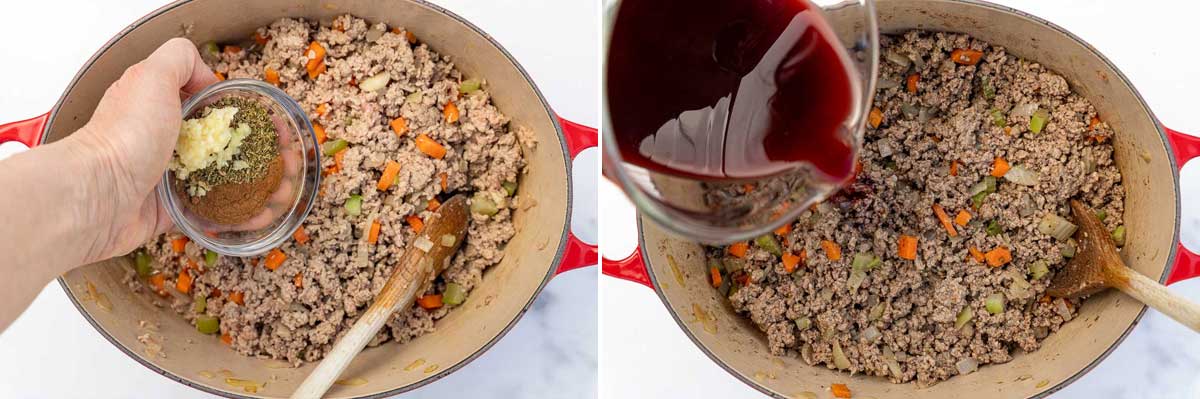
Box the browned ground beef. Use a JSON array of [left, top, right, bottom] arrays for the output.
[[709, 31, 1126, 385], [127, 14, 533, 365]]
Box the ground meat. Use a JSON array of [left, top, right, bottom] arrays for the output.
[[710, 31, 1125, 385], [124, 15, 532, 365]]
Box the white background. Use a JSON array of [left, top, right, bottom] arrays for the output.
[[600, 0, 1200, 398], [0, 0, 599, 398]]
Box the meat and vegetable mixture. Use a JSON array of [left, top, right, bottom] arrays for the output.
[[127, 15, 532, 364], [707, 31, 1126, 385]]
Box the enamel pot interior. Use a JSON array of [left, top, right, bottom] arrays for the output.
[[638, 0, 1178, 397], [53, 0, 571, 397]]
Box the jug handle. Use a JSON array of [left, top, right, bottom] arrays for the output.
[[555, 116, 599, 276], [1166, 126, 1200, 285], [0, 112, 48, 157]]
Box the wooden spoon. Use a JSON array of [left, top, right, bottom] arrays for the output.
[[292, 194, 469, 399], [1046, 199, 1200, 332]]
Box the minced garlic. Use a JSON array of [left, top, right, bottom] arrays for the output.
[[170, 106, 251, 180]]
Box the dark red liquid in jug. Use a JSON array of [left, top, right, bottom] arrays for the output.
[[607, 0, 857, 181]]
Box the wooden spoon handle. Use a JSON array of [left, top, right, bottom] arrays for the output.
[[1116, 269, 1200, 332]]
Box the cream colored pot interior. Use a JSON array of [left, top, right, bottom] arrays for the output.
[[54, 0, 570, 397], [640, 0, 1178, 397]]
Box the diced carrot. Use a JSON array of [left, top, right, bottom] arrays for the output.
[[774, 223, 792, 236], [186, 258, 198, 272], [741, 183, 755, 193], [406, 31, 417, 44], [229, 291, 245, 306], [391, 27, 402, 34], [209, 287, 222, 299], [868, 107, 883, 128], [377, 160, 402, 191], [148, 273, 167, 296], [985, 246, 1012, 267], [305, 41, 326, 72], [821, 240, 842, 261], [1039, 294, 1052, 304], [439, 173, 448, 191], [294, 273, 303, 288], [330, 148, 346, 174], [949, 160, 959, 176], [898, 235, 919, 260], [1004, 126, 1012, 136], [831, 383, 852, 398], [727, 242, 749, 258], [427, 198, 441, 211], [316, 103, 329, 117], [710, 266, 722, 288], [782, 252, 802, 273], [968, 246, 985, 263], [333, 19, 345, 32], [313, 123, 326, 144], [306, 60, 326, 79], [932, 204, 958, 237], [171, 236, 189, 253], [264, 249, 287, 271], [1088, 116, 1101, 131], [368, 220, 382, 244], [292, 225, 309, 244], [991, 157, 1011, 177], [220, 333, 233, 345], [415, 133, 447, 159], [214, 71, 225, 81], [907, 73, 919, 94], [389, 117, 409, 136], [175, 269, 192, 294], [252, 31, 270, 45], [443, 101, 459, 123], [954, 210, 972, 226], [417, 294, 443, 309], [950, 48, 984, 65], [407, 215, 424, 233], [224, 45, 242, 55], [264, 67, 280, 86]]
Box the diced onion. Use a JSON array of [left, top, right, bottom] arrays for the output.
[[441, 234, 457, 247], [869, 302, 886, 321], [884, 50, 912, 68], [955, 358, 979, 375], [819, 288, 835, 302], [1010, 103, 1038, 120], [877, 78, 901, 90], [1054, 298, 1074, 321], [1004, 165, 1039, 186], [969, 176, 998, 196], [961, 322, 975, 338], [414, 236, 434, 252], [1061, 239, 1077, 258], [847, 270, 867, 292], [358, 72, 391, 92], [900, 103, 919, 119], [1038, 213, 1077, 240], [1007, 269, 1033, 300], [862, 326, 881, 343], [918, 107, 933, 123], [365, 26, 386, 42], [882, 347, 903, 378], [985, 293, 1005, 314], [955, 307, 973, 329], [795, 317, 811, 330], [832, 342, 851, 370]]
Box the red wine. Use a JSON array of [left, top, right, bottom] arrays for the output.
[[607, 0, 857, 182]]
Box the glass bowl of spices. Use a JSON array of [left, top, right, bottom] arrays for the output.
[[158, 79, 321, 256]]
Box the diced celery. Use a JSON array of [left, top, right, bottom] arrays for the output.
[[196, 315, 220, 334], [755, 234, 782, 257], [986, 220, 1001, 236], [708, 258, 725, 274], [1111, 225, 1126, 247], [502, 181, 518, 196], [443, 282, 467, 306], [955, 307, 973, 329], [982, 78, 996, 100], [135, 251, 153, 278], [322, 139, 348, 156], [1037, 214, 1077, 241], [192, 294, 207, 313], [795, 317, 811, 330], [1095, 209, 1108, 222], [851, 253, 880, 272], [1029, 260, 1049, 280], [470, 194, 499, 215], [985, 293, 1005, 314], [204, 249, 218, 267], [1061, 239, 1077, 258], [990, 109, 1006, 127], [459, 78, 482, 94], [344, 195, 363, 216], [1029, 109, 1050, 134]]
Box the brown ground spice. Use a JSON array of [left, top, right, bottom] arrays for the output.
[[185, 155, 284, 225]]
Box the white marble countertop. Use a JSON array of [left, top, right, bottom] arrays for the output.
[[0, 0, 598, 398], [600, 0, 1200, 398]]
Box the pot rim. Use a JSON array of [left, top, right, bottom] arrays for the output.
[[50, 0, 577, 397], [632, 0, 1181, 397]]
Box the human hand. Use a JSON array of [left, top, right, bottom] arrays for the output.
[[71, 37, 218, 263]]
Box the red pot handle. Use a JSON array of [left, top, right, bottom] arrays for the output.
[[601, 247, 652, 288], [1166, 126, 1200, 285], [554, 116, 598, 276], [0, 112, 49, 150]]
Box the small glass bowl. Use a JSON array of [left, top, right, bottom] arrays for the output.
[[158, 79, 321, 257]]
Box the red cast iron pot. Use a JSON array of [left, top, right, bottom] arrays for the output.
[[603, 0, 1200, 398], [0, 0, 596, 397]]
